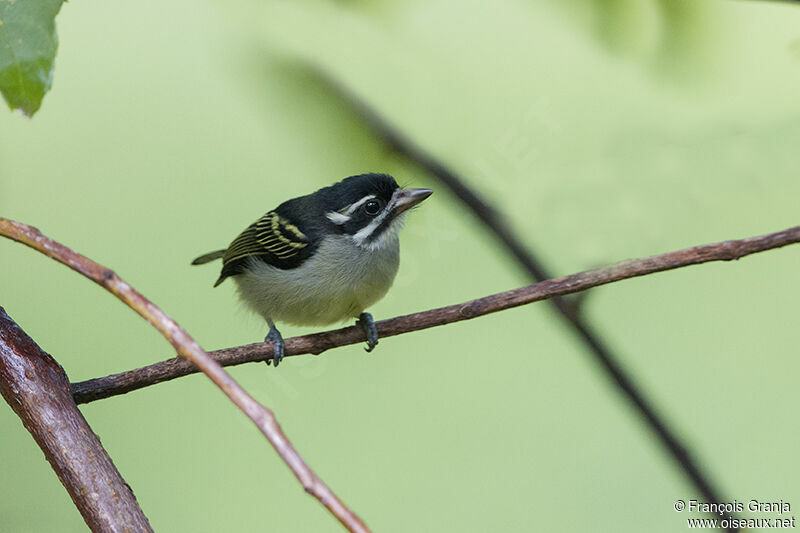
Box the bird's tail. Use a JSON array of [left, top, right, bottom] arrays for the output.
[[191, 250, 225, 265]]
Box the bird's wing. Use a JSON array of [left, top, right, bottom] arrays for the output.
[[215, 211, 311, 286]]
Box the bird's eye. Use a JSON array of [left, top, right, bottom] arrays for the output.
[[364, 200, 382, 216]]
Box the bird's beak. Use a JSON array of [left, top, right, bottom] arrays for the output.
[[394, 188, 433, 215]]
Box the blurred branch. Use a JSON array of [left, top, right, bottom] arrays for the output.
[[0, 307, 154, 532], [310, 71, 562, 303], [72, 225, 800, 404], [308, 70, 740, 527], [0, 218, 370, 533]]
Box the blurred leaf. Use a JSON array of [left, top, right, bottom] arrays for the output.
[[0, 0, 64, 116], [550, 0, 719, 78]]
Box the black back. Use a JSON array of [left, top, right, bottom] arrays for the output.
[[215, 173, 398, 284]]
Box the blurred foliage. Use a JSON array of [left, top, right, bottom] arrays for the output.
[[1, 0, 799, 532], [576, 0, 717, 75], [0, 0, 63, 116]]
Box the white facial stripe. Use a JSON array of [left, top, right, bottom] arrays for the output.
[[326, 211, 351, 225], [351, 189, 402, 247], [362, 211, 407, 251], [328, 195, 379, 226], [352, 211, 389, 245], [342, 195, 376, 216]]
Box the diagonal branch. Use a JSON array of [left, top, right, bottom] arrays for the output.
[[0, 218, 370, 533], [70, 225, 800, 406], [306, 68, 740, 528], [0, 307, 154, 533]]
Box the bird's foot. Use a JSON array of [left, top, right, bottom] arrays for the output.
[[265, 325, 285, 367], [356, 312, 379, 353]]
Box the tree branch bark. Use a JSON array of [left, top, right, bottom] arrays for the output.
[[71, 224, 800, 406], [0, 218, 370, 533], [0, 307, 154, 532]]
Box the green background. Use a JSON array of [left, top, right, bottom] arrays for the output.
[[2, 0, 799, 531]]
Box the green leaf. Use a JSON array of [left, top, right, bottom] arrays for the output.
[[0, 0, 64, 117]]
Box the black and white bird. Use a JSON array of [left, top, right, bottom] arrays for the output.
[[192, 173, 432, 366]]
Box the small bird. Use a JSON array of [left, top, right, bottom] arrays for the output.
[[192, 173, 432, 366]]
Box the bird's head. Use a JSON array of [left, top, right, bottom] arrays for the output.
[[320, 173, 432, 250]]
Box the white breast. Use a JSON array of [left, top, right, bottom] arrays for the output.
[[233, 235, 400, 326]]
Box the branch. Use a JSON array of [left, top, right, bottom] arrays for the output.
[[0, 307, 154, 532], [71, 225, 800, 403], [0, 218, 370, 533], [305, 68, 740, 529]]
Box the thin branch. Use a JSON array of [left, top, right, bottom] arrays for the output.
[[0, 218, 370, 533], [0, 307, 154, 532], [307, 69, 740, 528], [71, 225, 800, 405]]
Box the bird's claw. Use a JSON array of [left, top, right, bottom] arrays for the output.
[[265, 325, 285, 367], [357, 312, 379, 353]]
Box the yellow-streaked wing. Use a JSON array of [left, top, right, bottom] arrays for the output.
[[218, 211, 310, 283], [252, 211, 309, 259]]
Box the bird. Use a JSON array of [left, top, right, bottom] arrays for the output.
[[192, 173, 432, 367]]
